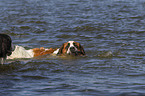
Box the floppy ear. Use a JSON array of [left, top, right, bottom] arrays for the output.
[[57, 43, 64, 55], [79, 44, 85, 55]]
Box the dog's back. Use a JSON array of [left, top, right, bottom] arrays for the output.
[[0, 34, 12, 64]]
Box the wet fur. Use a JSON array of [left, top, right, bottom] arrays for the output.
[[0, 34, 12, 64], [58, 41, 85, 56]]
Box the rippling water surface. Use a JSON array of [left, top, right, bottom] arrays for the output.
[[1, 0, 145, 96]]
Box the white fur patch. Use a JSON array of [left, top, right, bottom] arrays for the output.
[[53, 49, 59, 54], [67, 41, 78, 54], [7, 45, 34, 59], [68, 41, 74, 47]]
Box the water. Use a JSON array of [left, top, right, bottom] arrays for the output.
[[1, 0, 145, 95]]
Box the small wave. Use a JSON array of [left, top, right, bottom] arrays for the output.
[[74, 25, 97, 32], [0, 61, 23, 73], [97, 51, 113, 58], [56, 34, 76, 39], [59, 25, 98, 32], [19, 26, 31, 29], [21, 75, 48, 80], [27, 20, 47, 24], [118, 92, 145, 96], [9, 32, 30, 36]]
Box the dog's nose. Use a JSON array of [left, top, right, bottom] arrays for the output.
[[70, 47, 75, 52]]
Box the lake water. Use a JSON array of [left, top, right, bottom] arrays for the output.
[[1, 0, 145, 96]]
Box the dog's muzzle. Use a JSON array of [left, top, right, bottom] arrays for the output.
[[70, 47, 76, 52], [70, 47, 83, 56]]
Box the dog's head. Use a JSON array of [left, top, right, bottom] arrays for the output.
[[57, 41, 85, 56]]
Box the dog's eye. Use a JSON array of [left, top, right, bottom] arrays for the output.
[[73, 43, 78, 48], [65, 43, 70, 49]]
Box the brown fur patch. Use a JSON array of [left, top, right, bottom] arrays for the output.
[[58, 42, 68, 55], [33, 47, 57, 57], [74, 42, 85, 55]]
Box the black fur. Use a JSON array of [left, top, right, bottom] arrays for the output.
[[0, 34, 12, 64], [57, 43, 64, 55], [78, 43, 85, 55]]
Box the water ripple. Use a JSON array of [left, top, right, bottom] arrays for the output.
[[1, 0, 145, 96]]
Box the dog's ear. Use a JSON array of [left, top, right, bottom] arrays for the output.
[[79, 44, 85, 55], [57, 43, 64, 55]]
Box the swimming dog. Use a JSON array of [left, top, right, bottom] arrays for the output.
[[7, 41, 85, 59]]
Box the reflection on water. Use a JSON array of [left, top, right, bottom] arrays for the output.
[[1, 0, 145, 96]]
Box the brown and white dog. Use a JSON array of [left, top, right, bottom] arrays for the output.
[[56, 41, 85, 56], [7, 41, 85, 59]]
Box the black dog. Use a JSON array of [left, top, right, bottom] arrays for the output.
[[0, 34, 12, 64]]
